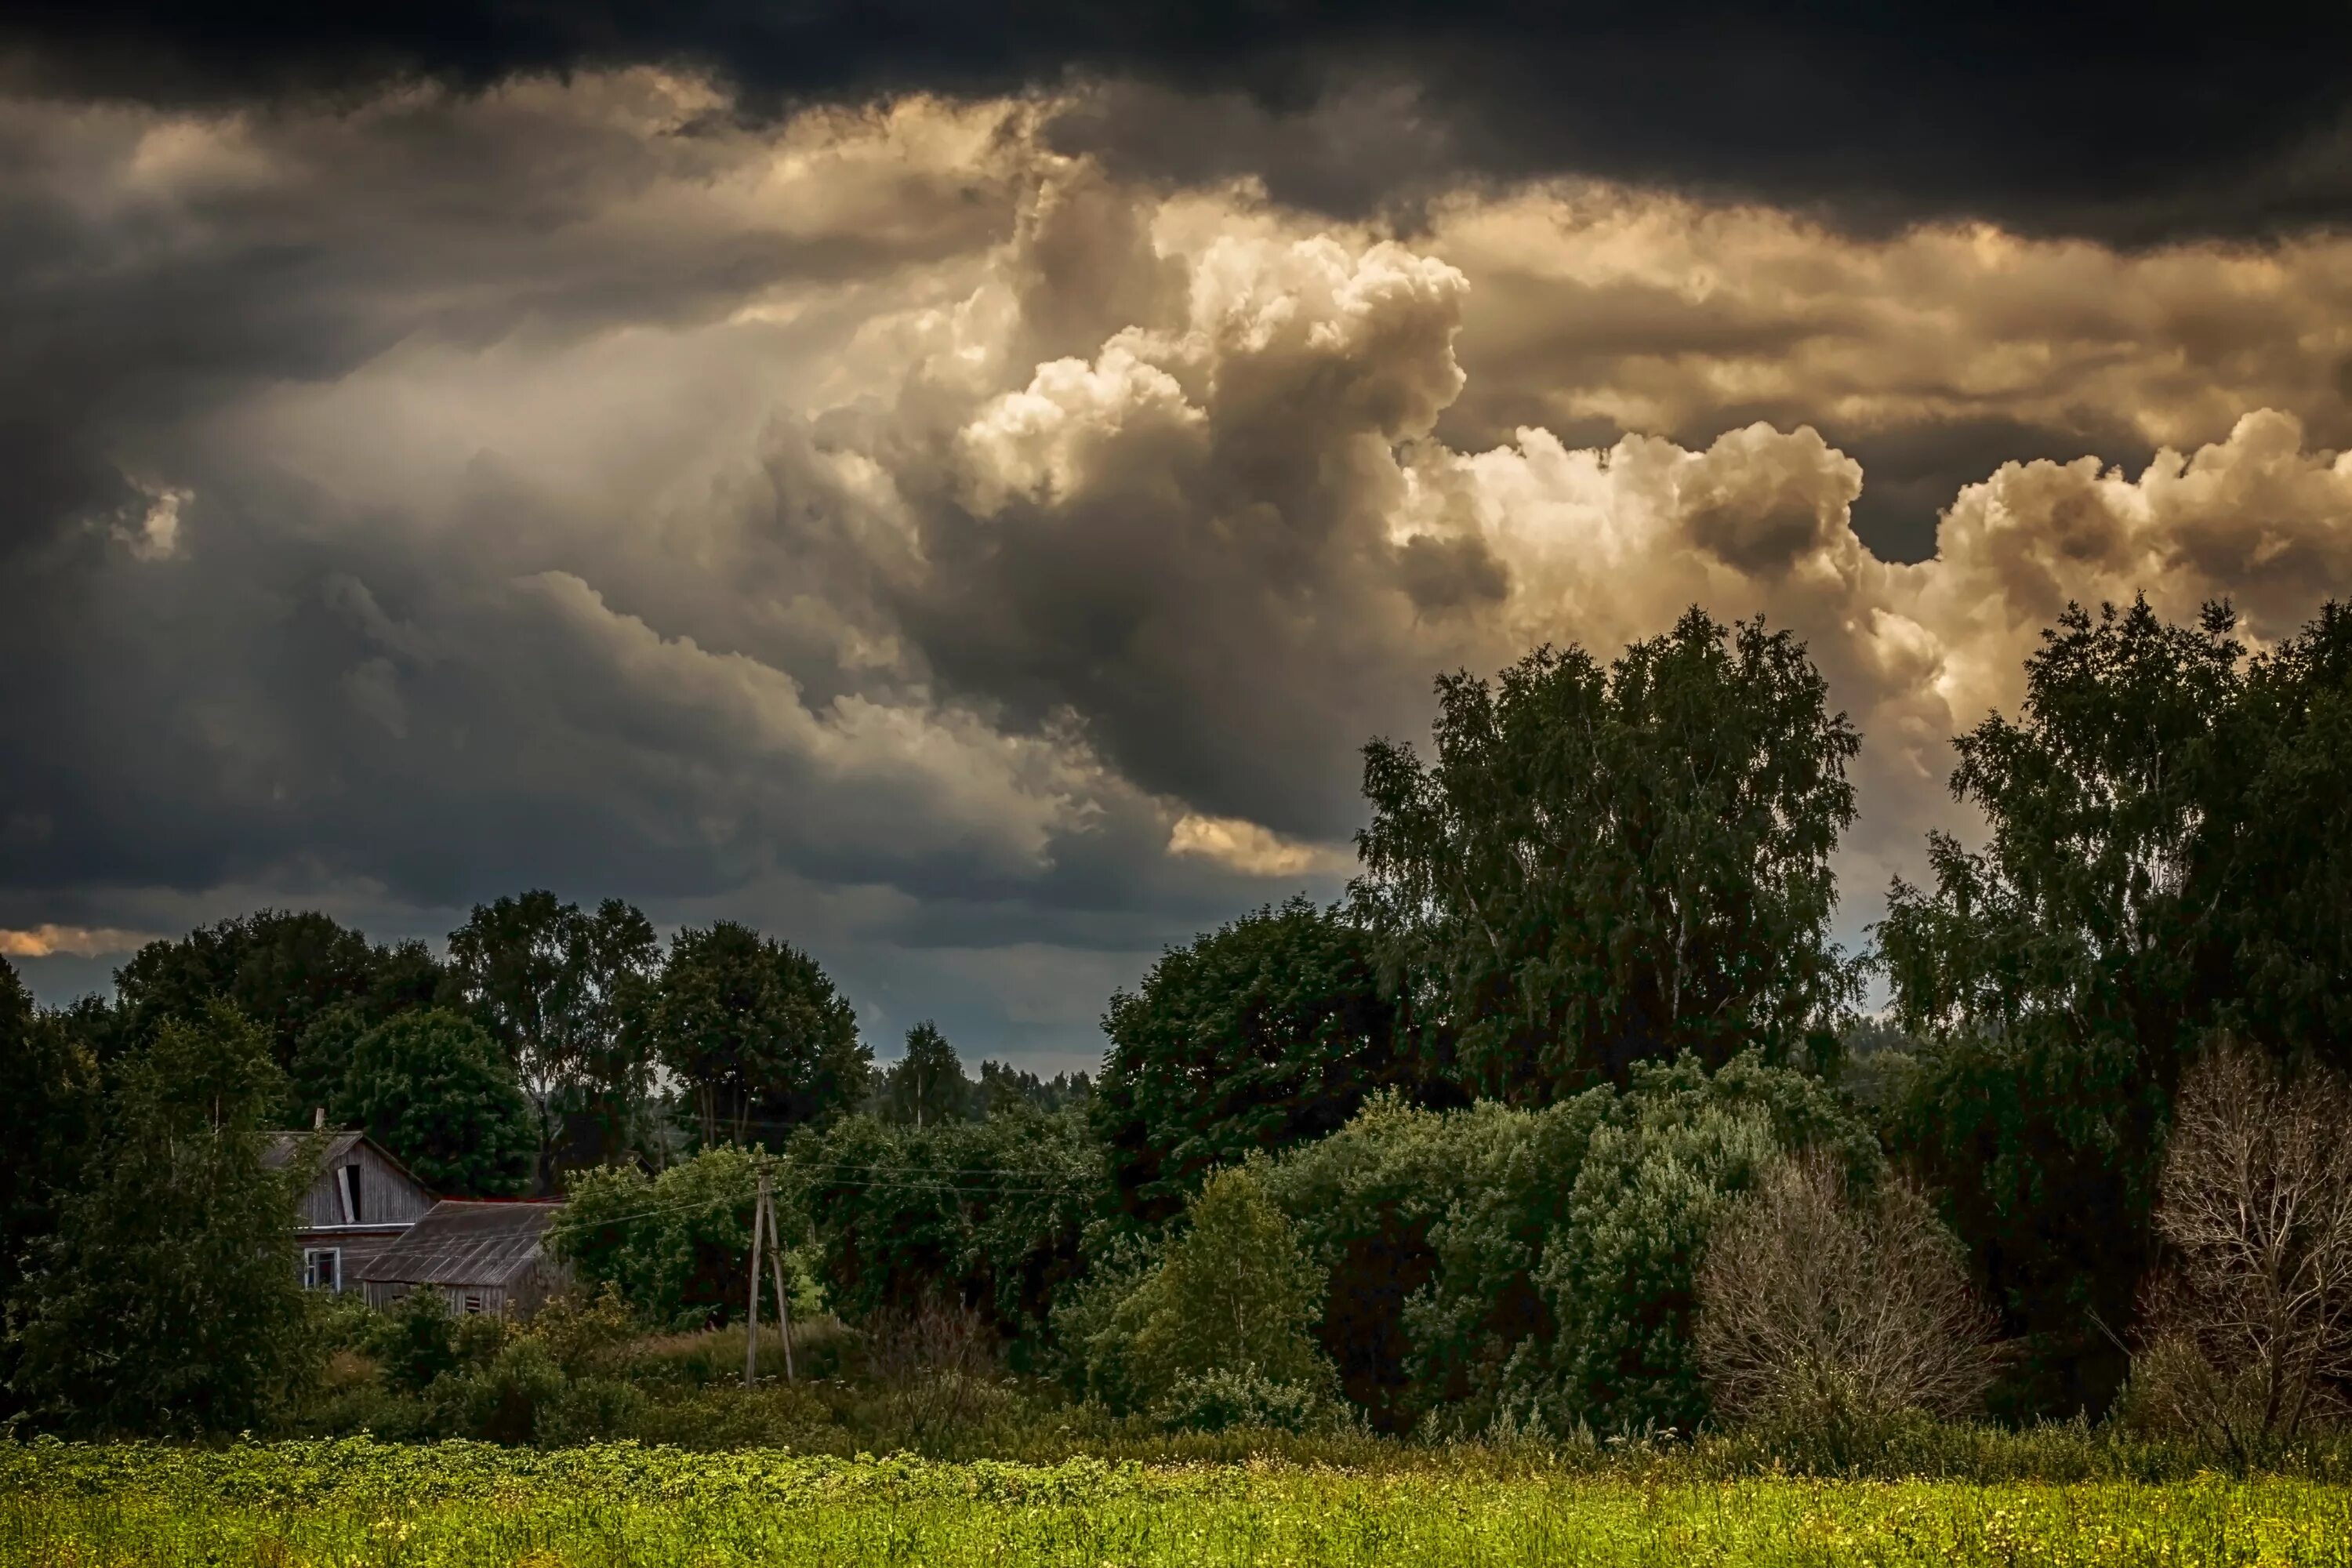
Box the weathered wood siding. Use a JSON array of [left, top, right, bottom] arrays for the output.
[[295, 1140, 435, 1228], [296, 1225, 410, 1290], [365, 1280, 514, 1318]]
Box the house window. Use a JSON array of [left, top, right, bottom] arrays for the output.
[[302, 1248, 342, 1291], [337, 1163, 364, 1224], [462, 1291, 486, 1316]]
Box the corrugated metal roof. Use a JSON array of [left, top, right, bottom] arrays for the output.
[[359, 1200, 562, 1289]]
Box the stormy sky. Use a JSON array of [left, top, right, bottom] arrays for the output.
[[5, 6, 2352, 1070]]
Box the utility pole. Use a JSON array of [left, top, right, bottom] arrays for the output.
[[743, 1162, 797, 1387], [764, 1177, 796, 1383], [744, 1165, 767, 1388]]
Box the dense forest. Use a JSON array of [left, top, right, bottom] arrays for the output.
[[5, 596, 2352, 1457]]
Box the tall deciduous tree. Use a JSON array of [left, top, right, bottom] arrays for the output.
[[332, 1009, 535, 1196], [6, 1004, 310, 1435], [2229, 601, 2352, 1068], [882, 1022, 971, 1128], [650, 920, 868, 1148], [0, 959, 97, 1338], [114, 910, 444, 1095], [1095, 898, 1409, 1226], [1356, 608, 1860, 1102], [1875, 596, 2249, 1417], [445, 891, 661, 1185]]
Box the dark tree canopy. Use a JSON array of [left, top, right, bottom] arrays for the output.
[[113, 909, 437, 1083], [0, 958, 98, 1323], [881, 1021, 972, 1128], [2227, 601, 2352, 1062], [1094, 897, 1409, 1227], [445, 892, 662, 1183], [332, 1008, 535, 1196], [651, 920, 869, 1148], [978, 1060, 1091, 1118], [1875, 595, 2352, 1419], [1355, 608, 1860, 1103], [6, 1004, 310, 1435]]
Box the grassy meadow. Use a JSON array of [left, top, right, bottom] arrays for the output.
[[7, 1438, 2352, 1568]]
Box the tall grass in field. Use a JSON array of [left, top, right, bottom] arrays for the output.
[[6, 1438, 2352, 1567]]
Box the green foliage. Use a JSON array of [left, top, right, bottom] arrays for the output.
[[1871, 597, 2314, 1417], [5, 1005, 312, 1435], [365, 1287, 463, 1395], [1356, 608, 1860, 1102], [1154, 1363, 1338, 1434], [12, 1439, 2352, 1564], [1264, 1052, 1875, 1436], [0, 959, 98, 1325], [445, 892, 663, 1185], [550, 1145, 760, 1330], [113, 911, 440, 1087], [789, 1111, 1098, 1353], [331, 1009, 535, 1196], [1532, 1099, 1782, 1435], [881, 1021, 974, 1127], [436, 1336, 568, 1444], [650, 921, 868, 1149], [1094, 898, 1410, 1227], [1092, 1166, 1338, 1421], [978, 1061, 1091, 1117]]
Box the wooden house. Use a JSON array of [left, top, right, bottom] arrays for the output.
[[263, 1130, 437, 1293], [359, 1200, 569, 1319]]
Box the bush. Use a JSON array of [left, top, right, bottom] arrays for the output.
[[2130, 1042, 2352, 1461], [1091, 1165, 1338, 1414], [365, 1289, 462, 1395], [1264, 1051, 1877, 1436], [434, 1337, 567, 1445], [786, 1109, 1098, 1358], [1695, 1152, 1997, 1457], [535, 1376, 648, 1446], [1154, 1364, 1337, 1434], [551, 1146, 760, 1329]]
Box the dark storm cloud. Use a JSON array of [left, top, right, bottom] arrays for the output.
[[5, 3, 2350, 241], [0, 89, 1083, 931]]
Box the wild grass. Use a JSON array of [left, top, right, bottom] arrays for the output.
[[5, 1437, 2352, 1566]]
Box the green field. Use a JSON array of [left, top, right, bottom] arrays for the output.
[[5, 1439, 2350, 1567]]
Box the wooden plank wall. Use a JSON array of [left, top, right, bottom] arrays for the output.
[[294, 1142, 437, 1227]]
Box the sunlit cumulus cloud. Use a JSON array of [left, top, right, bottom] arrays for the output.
[[5, 74, 2352, 1061]]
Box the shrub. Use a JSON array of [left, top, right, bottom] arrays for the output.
[[2129, 1043, 2352, 1460], [551, 1145, 760, 1329], [1264, 1051, 1877, 1436], [1154, 1364, 1337, 1434], [365, 1288, 462, 1395], [1694, 1151, 1997, 1454], [434, 1337, 566, 1445], [1094, 1165, 1338, 1414]]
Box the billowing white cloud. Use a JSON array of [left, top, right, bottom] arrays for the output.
[[9, 78, 2352, 1058]]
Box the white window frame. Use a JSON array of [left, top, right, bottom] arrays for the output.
[[302, 1247, 343, 1292]]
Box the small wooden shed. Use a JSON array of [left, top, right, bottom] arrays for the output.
[[264, 1131, 437, 1293], [360, 1200, 569, 1319]]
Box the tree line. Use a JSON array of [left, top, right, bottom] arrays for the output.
[[5, 596, 2351, 1445]]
